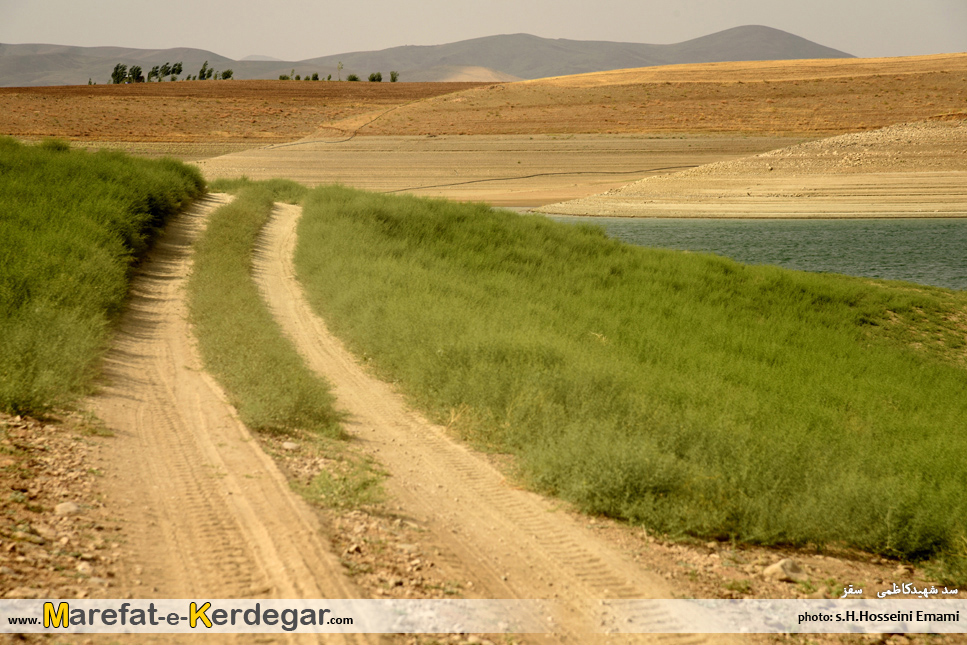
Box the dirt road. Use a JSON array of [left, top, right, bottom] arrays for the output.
[[88, 195, 377, 644], [253, 202, 733, 644]]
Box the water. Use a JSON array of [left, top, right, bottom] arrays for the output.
[[551, 217, 967, 292]]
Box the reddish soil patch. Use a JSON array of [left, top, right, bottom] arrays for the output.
[[0, 80, 486, 143]]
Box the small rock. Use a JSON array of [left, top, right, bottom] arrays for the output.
[[763, 558, 806, 583], [895, 565, 914, 577], [77, 562, 93, 575], [14, 531, 45, 545], [807, 590, 829, 599], [87, 577, 109, 586], [281, 441, 299, 451], [705, 541, 718, 552], [55, 502, 81, 516], [32, 524, 58, 541]]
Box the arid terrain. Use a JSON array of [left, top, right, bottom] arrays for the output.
[[0, 81, 487, 145], [3, 53, 967, 644], [538, 116, 967, 216]]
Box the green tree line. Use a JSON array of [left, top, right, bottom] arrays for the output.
[[110, 61, 234, 84]]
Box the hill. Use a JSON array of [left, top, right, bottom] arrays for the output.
[[304, 26, 851, 81], [0, 25, 851, 87], [362, 53, 967, 137]]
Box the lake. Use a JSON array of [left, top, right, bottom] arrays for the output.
[[550, 217, 967, 292]]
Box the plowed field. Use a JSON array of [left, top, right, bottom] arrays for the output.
[[0, 81, 486, 143]]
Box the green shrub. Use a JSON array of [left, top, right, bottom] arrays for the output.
[[346, 74, 359, 82], [0, 138, 205, 414], [368, 72, 382, 82]]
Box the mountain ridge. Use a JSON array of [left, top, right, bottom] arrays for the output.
[[0, 26, 854, 87]]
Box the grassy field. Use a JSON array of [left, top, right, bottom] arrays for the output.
[[187, 179, 342, 437], [0, 137, 204, 414], [293, 186, 967, 577]]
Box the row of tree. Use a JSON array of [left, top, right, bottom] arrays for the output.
[[280, 68, 400, 82], [109, 60, 400, 84], [110, 61, 233, 84]]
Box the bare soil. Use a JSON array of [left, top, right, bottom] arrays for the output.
[[196, 133, 794, 206], [361, 54, 967, 137], [0, 81, 486, 143], [537, 117, 967, 217]]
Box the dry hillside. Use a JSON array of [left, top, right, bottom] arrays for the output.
[[0, 81, 485, 144], [537, 116, 967, 217], [362, 54, 967, 137]]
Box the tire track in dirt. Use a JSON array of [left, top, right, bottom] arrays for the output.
[[255, 203, 731, 644], [90, 195, 379, 644]]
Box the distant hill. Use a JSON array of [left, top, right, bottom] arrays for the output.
[[0, 26, 853, 87]]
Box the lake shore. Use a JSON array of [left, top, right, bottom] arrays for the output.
[[536, 119, 967, 218]]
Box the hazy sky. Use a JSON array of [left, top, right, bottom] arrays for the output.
[[2, 0, 966, 61]]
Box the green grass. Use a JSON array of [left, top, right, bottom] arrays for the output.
[[293, 185, 967, 573], [187, 178, 342, 437], [0, 137, 205, 415]]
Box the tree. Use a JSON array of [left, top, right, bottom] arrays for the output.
[[198, 61, 209, 80], [311, 72, 319, 81], [368, 72, 382, 82], [129, 65, 144, 83], [337, 62, 343, 81], [147, 65, 160, 82], [159, 62, 172, 80], [170, 62, 183, 81], [295, 74, 301, 80], [390, 70, 399, 83], [327, 74, 331, 81], [221, 69, 233, 80], [346, 74, 359, 82], [279, 73, 291, 80], [111, 63, 128, 84]]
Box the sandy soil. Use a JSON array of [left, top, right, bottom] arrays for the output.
[[83, 195, 377, 644], [196, 134, 792, 206], [536, 118, 967, 217]]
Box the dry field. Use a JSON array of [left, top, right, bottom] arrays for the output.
[[196, 133, 793, 206], [0, 80, 486, 145], [364, 53, 967, 137]]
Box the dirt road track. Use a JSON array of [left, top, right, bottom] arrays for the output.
[[254, 203, 734, 644], [89, 195, 378, 644]]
